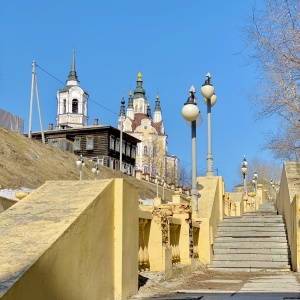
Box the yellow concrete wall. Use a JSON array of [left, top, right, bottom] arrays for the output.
[[0, 179, 138, 300], [196, 176, 225, 264], [276, 162, 300, 271]]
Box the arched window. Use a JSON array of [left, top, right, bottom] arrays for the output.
[[72, 99, 78, 113], [144, 146, 148, 156], [63, 99, 66, 114]]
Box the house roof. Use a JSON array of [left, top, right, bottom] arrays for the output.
[[29, 125, 141, 144]]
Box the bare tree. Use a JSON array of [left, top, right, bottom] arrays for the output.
[[243, 0, 300, 160], [239, 157, 282, 194], [178, 163, 191, 189]]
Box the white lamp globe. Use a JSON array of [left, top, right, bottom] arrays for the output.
[[201, 84, 214, 99], [204, 93, 217, 106], [182, 104, 199, 122], [241, 166, 247, 175]]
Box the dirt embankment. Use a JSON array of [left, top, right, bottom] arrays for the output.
[[0, 128, 173, 200]]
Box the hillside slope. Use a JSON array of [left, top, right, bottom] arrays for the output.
[[0, 128, 174, 201]]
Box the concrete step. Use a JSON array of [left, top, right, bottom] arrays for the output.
[[218, 222, 285, 227], [208, 260, 291, 270], [217, 226, 286, 232], [214, 241, 289, 248], [214, 236, 288, 242], [216, 231, 287, 238], [207, 266, 291, 272], [213, 253, 290, 262], [222, 216, 283, 222], [214, 248, 289, 254]]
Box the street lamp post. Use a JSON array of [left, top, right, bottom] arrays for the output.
[[119, 98, 125, 172], [156, 175, 160, 198], [76, 155, 85, 180], [241, 155, 248, 196], [201, 73, 217, 176], [162, 177, 165, 201], [92, 163, 100, 180], [182, 86, 208, 212], [252, 170, 258, 208], [270, 179, 275, 200], [252, 170, 258, 194]]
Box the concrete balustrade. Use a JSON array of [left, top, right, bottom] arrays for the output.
[[276, 162, 300, 271], [139, 202, 201, 279], [0, 179, 139, 300]]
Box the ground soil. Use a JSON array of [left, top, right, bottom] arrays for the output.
[[132, 267, 300, 299], [0, 128, 174, 201]]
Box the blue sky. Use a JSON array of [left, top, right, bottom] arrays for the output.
[[0, 1, 277, 191]]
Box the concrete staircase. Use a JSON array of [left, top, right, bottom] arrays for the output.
[[208, 200, 291, 272]]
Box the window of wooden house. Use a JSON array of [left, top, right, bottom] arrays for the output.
[[116, 139, 120, 152], [74, 138, 81, 151], [126, 144, 131, 156], [50, 140, 58, 148], [110, 136, 115, 150], [122, 141, 125, 154], [86, 136, 94, 150], [110, 158, 114, 169]]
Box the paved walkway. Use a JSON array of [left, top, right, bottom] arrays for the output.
[[132, 271, 300, 300]]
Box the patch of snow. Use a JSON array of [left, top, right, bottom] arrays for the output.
[[139, 199, 154, 205], [0, 187, 34, 201]]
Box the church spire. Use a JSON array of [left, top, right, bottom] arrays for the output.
[[119, 97, 126, 117], [127, 90, 133, 108], [146, 102, 152, 118], [126, 90, 134, 119], [133, 72, 146, 100], [154, 94, 161, 112], [67, 50, 79, 85], [153, 93, 163, 123]]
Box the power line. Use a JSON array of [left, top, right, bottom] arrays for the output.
[[36, 64, 119, 116]]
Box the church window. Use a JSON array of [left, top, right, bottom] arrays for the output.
[[144, 146, 148, 156], [136, 146, 139, 155], [152, 166, 157, 175], [143, 165, 149, 173], [134, 105, 137, 112], [63, 99, 66, 114], [72, 99, 78, 113], [74, 138, 81, 151], [144, 125, 147, 130], [135, 164, 139, 170], [86, 136, 94, 150], [153, 146, 157, 156]]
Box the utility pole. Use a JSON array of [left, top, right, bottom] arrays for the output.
[[29, 60, 45, 143]]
